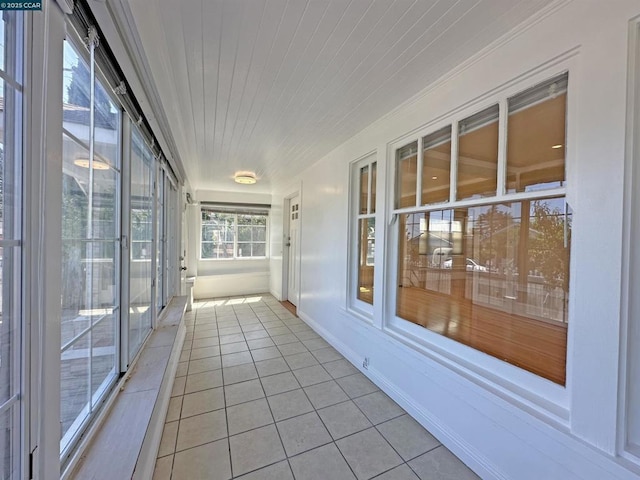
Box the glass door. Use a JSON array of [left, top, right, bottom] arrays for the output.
[[60, 38, 121, 456], [0, 10, 23, 479]]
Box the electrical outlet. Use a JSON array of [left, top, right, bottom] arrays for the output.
[[362, 357, 370, 370]]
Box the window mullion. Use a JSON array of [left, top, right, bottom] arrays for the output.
[[367, 161, 374, 214], [497, 98, 508, 196], [416, 136, 424, 206], [234, 214, 239, 259], [450, 120, 459, 203]]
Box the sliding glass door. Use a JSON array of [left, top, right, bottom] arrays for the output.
[[0, 10, 23, 479], [60, 39, 121, 455]]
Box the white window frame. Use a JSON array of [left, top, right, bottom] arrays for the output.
[[200, 207, 269, 261], [384, 65, 574, 422], [348, 152, 377, 320]]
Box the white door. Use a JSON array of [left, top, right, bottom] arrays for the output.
[[287, 194, 301, 306]]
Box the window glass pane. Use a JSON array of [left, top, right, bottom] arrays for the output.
[[357, 218, 375, 305], [61, 333, 90, 443], [93, 80, 120, 172], [359, 165, 369, 214], [129, 127, 153, 359], [0, 405, 20, 480], [252, 243, 266, 257], [63, 41, 90, 145], [371, 162, 377, 214], [396, 141, 417, 208], [507, 74, 567, 193], [396, 197, 570, 384], [238, 225, 251, 242], [457, 105, 499, 200], [201, 211, 235, 259], [238, 243, 251, 257], [422, 126, 451, 205], [254, 226, 266, 242]]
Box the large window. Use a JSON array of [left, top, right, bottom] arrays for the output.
[[0, 11, 23, 480], [351, 155, 377, 308], [201, 208, 268, 259], [61, 39, 121, 454], [393, 73, 570, 385]]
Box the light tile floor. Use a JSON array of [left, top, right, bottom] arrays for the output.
[[153, 295, 480, 480]]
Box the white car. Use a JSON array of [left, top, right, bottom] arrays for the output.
[[443, 257, 488, 272]]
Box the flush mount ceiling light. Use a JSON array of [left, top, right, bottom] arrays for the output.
[[234, 172, 257, 185], [74, 158, 110, 170]]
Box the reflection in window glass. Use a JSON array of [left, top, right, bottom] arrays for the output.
[[507, 74, 567, 193], [63, 41, 91, 144], [129, 126, 154, 361], [359, 165, 369, 214], [371, 163, 377, 214], [396, 141, 417, 208], [357, 218, 375, 304], [396, 197, 570, 384], [457, 105, 499, 200], [422, 126, 451, 205], [61, 40, 121, 453]]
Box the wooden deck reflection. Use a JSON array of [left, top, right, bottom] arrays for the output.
[[396, 286, 567, 384]]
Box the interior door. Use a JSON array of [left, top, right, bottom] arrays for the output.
[[287, 194, 300, 306]]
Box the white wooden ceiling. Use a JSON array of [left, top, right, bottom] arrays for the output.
[[122, 0, 554, 194]]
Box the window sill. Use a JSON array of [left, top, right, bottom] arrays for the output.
[[63, 296, 187, 480]]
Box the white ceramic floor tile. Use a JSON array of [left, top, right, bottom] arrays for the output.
[[229, 425, 286, 477], [377, 414, 440, 461], [181, 387, 225, 418], [176, 409, 227, 452], [408, 446, 480, 480], [289, 443, 356, 480], [276, 412, 332, 457], [227, 398, 274, 436], [317, 401, 372, 440], [336, 428, 403, 480], [172, 438, 231, 480]]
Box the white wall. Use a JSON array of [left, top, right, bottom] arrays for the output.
[[191, 190, 272, 299], [269, 2, 640, 478]]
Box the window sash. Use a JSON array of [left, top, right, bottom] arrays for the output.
[[200, 210, 268, 260]]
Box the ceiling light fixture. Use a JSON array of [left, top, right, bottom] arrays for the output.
[[234, 172, 257, 185], [74, 158, 111, 170], [432, 176, 438, 180], [551, 144, 563, 149]]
